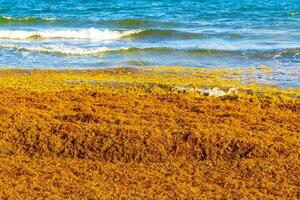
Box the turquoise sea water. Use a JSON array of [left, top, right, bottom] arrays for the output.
[[0, 0, 299, 86]]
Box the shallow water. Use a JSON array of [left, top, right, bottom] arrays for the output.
[[0, 0, 299, 86]]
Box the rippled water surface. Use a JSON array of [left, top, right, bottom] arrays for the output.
[[0, 0, 299, 86]]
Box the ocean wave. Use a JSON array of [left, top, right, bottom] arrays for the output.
[[124, 29, 205, 40], [1, 43, 299, 58], [0, 28, 202, 41], [0, 44, 175, 55], [186, 48, 300, 58], [0, 16, 61, 24], [244, 48, 300, 59], [0, 28, 143, 40], [0, 44, 129, 55]]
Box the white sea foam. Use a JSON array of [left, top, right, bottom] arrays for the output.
[[0, 43, 129, 55], [0, 28, 143, 40]]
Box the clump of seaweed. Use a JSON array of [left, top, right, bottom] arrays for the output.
[[0, 67, 299, 199]]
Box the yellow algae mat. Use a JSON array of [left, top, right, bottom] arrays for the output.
[[0, 67, 299, 199]]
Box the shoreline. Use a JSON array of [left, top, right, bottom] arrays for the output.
[[0, 67, 299, 198], [1, 65, 299, 88], [0, 66, 299, 98]]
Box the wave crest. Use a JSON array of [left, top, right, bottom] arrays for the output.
[[1, 44, 299, 58], [0, 44, 175, 56], [0, 28, 143, 40], [0, 29, 204, 41], [0, 44, 129, 55]]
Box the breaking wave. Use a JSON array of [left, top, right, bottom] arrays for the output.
[[0, 28, 143, 40], [0, 43, 299, 59], [0, 44, 128, 55]]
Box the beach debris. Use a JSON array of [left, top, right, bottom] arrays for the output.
[[173, 86, 238, 97], [202, 87, 226, 97], [227, 88, 239, 95]]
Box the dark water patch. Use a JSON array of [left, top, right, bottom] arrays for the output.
[[106, 19, 151, 27], [126, 60, 151, 66], [224, 33, 243, 39], [287, 12, 300, 17], [185, 49, 233, 56], [85, 7, 104, 12], [102, 18, 176, 28], [0, 16, 64, 25]]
